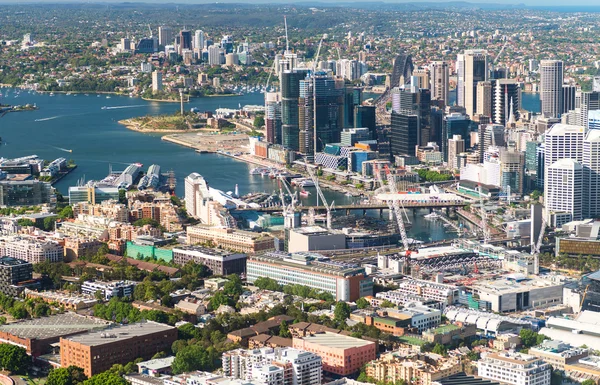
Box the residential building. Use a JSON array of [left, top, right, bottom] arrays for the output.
[[222, 347, 322, 385], [0, 257, 37, 296], [477, 352, 551, 385], [476, 81, 492, 118], [152, 71, 162, 92], [0, 180, 55, 206], [376, 279, 459, 306], [81, 280, 137, 301], [72, 200, 128, 222], [158, 26, 173, 47], [137, 356, 175, 377], [365, 349, 462, 385], [172, 246, 246, 275], [447, 135, 465, 170], [247, 252, 373, 301], [583, 130, 600, 218], [64, 237, 104, 261], [187, 225, 275, 254], [293, 332, 376, 376], [60, 321, 178, 377], [540, 60, 564, 118], [0, 235, 63, 264]]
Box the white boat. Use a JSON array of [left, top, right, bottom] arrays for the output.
[[298, 179, 315, 187], [106, 96, 111, 99], [249, 167, 263, 175], [49, 92, 55, 96], [424, 212, 439, 219]]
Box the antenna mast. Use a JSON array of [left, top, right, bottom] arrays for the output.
[[284, 16, 290, 54]]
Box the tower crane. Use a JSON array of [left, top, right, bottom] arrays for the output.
[[312, 36, 324, 157], [530, 218, 546, 275], [305, 165, 334, 229], [478, 173, 490, 243]]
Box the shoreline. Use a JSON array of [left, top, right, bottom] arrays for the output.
[[118, 119, 203, 134]]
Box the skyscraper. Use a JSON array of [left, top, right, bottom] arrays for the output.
[[546, 159, 583, 222], [179, 30, 192, 54], [393, 85, 431, 146], [579, 91, 600, 128], [544, 123, 585, 210], [158, 26, 173, 47], [583, 130, 600, 218], [476, 81, 492, 118], [463, 50, 489, 118], [442, 113, 471, 161], [493, 79, 521, 126], [390, 112, 419, 157], [563, 84, 577, 114], [456, 54, 465, 107], [589, 110, 600, 130], [447, 135, 465, 170], [429, 61, 449, 103], [194, 30, 205, 52], [281, 70, 306, 151], [354, 106, 376, 140], [344, 87, 362, 127], [207, 45, 224, 65], [151, 71, 162, 92], [265, 92, 282, 145], [540, 60, 564, 118]]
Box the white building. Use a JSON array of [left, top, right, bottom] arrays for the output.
[[152, 71, 162, 92], [399, 303, 441, 332], [81, 280, 137, 301], [222, 347, 322, 385], [540, 60, 564, 118], [376, 278, 459, 306], [546, 159, 583, 225], [0, 236, 63, 264], [478, 351, 551, 385], [584, 129, 600, 218], [184, 173, 221, 225]]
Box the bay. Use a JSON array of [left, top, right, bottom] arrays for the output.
[[0, 87, 455, 242]]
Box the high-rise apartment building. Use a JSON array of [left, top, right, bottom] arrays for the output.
[[540, 60, 564, 118], [429, 61, 449, 103], [207, 45, 224, 65], [463, 50, 489, 118], [158, 26, 173, 47], [193, 30, 204, 52], [179, 30, 192, 54], [476, 81, 492, 118], [184, 173, 211, 222], [281, 70, 307, 151], [151, 71, 162, 92], [456, 54, 465, 107], [354, 106, 376, 140]]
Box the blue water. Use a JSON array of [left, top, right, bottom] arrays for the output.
[[0, 87, 457, 242], [448, 90, 540, 113]]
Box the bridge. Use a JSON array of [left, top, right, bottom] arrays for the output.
[[237, 201, 467, 213]]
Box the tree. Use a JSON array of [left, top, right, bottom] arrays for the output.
[[209, 291, 232, 310], [59, 205, 74, 219], [223, 274, 243, 299], [356, 297, 370, 309], [47, 366, 87, 385], [0, 344, 30, 374], [82, 371, 128, 385], [17, 218, 35, 227], [380, 300, 395, 308], [334, 301, 351, 322], [43, 216, 58, 231], [279, 320, 291, 338], [253, 115, 265, 128], [432, 343, 447, 356], [178, 323, 201, 340], [519, 329, 541, 348], [172, 344, 214, 374], [581, 380, 596, 385]]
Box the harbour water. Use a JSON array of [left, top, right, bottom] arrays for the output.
[[0, 88, 541, 242]]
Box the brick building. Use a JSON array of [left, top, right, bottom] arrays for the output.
[[60, 321, 177, 377]]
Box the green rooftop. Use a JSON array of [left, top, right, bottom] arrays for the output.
[[397, 335, 426, 346], [431, 324, 460, 334]]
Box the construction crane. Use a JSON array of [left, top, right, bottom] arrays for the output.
[[305, 165, 334, 229], [530, 218, 546, 275], [580, 284, 590, 311], [312, 36, 325, 157], [477, 173, 490, 243]]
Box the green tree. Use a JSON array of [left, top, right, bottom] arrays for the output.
[[581, 380, 596, 385], [178, 323, 201, 340], [59, 205, 74, 219], [0, 344, 30, 374], [380, 300, 395, 308], [43, 216, 58, 231], [334, 301, 351, 322], [82, 371, 128, 385], [432, 343, 447, 356], [519, 329, 540, 348], [356, 297, 370, 309], [223, 274, 244, 298], [209, 291, 232, 310], [172, 344, 214, 374], [47, 366, 87, 385], [253, 115, 265, 128], [279, 320, 291, 338], [17, 218, 35, 227]]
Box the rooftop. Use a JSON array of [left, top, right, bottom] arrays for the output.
[[62, 320, 175, 346], [0, 313, 109, 340], [137, 356, 175, 370], [0, 256, 30, 267], [298, 332, 374, 349], [251, 252, 365, 278]]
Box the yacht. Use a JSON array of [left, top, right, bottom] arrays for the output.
[[424, 212, 439, 219]]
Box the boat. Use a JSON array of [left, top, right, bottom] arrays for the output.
[[249, 167, 264, 175], [101, 106, 107, 110], [106, 96, 111, 99], [49, 92, 55, 96], [299, 190, 310, 198], [424, 212, 439, 219]]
